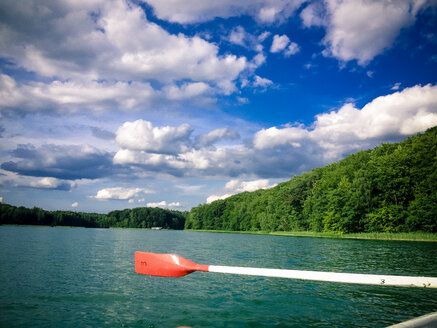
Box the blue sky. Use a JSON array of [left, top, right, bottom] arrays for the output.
[[0, 0, 436, 213]]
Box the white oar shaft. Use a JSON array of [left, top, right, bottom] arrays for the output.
[[208, 265, 437, 288]]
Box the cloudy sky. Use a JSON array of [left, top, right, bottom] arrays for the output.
[[0, 0, 436, 213]]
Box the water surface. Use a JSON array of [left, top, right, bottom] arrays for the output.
[[0, 226, 436, 327]]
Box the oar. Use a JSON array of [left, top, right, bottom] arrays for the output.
[[135, 252, 437, 288]]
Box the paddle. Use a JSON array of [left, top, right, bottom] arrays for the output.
[[135, 252, 437, 288]]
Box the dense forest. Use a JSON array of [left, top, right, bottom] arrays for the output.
[[0, 204, 187, 230], [185, 127, 437, 233]]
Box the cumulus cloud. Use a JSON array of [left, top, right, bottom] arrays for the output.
[[113, 121, 251, 177], [255, 84, 437, 159], [207, 178, 276, 203], [270, 34, 300, 57], [300, 1, 326, 27], [195, 128, 240, 148], [0, 74, 221, 114], [163, 82, 212, 101], [72, 202, 79, 208], [285, 42, 300, 56], [254, 126, 309, 149], [142, 0, 306, 24], [0, 0, 247, 83], [228, 26, 248, 47], [302, 0, 429, 65], [92, 187, 154, 200], [0, 75, 156, 113], [28, 177, 74, 190], [116, 120, 193, 155], [112, 85, 436, 181], [251, 53, 267, 67], [146, 201, 181, 208], [0, 172, 76, 191], [312, 84, 437, 142], [0, 0, 249, 115], [115, 120, 241, 157], [270, 35, 291, 53], [1, 144, 114, 180]]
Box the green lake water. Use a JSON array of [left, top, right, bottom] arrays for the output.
[[0, 226, 436, 327]]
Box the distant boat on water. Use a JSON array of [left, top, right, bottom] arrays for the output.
[[151, 227, 162, 230]]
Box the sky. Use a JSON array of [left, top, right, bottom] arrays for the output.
[[0, 0, 436, 213]]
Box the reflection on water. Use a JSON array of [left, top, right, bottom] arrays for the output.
[[0, 226, 436, 327]]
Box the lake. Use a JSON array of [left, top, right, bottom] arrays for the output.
[[0, 226, 436, 327]]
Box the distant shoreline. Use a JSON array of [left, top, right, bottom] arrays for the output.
[[185, 229, 437, 242], [2, 224, 436, 242]]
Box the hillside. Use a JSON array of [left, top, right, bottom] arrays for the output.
[[185, 127, 437, 233]]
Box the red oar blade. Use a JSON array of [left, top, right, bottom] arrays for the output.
[[135, 252, 209, 277]]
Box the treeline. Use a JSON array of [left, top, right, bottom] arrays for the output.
[[0, 204, 187, 229], [186, 127, 437, 233]]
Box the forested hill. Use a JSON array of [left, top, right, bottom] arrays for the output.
[[0, 204, 187, 230], [185, 127, 437, 233]]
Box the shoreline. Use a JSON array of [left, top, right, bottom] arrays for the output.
[[2, 225, 436, 242], [185, 229, 437, 242]]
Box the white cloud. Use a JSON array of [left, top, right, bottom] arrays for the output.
[[207, 178, 276, 203], [270, 35, 291, 53], [258, 7, 280, 22], [227, 27, 268, 55], [249, 53, 267, 70], [0, 75, 156, 113], [71, 202, 79, 208], [0, 172, 76, 191], [163, 82, 212, 100], [254, 126, 309, 149], [303, 0, 429, 65], [114, 142, 254, 178], [1, 0, 247, 83], [391, 82, 402, 90], [258, 31, 271, 42], [206, 194, 235, 203], [195, 128, 240, 148], [146, 200, 181, 208], [0, 0, 249, 115], [115, 120, 193, 154], [228, 26, 247, 47], [253, 76, 274, 89], [111, 85, 437, 181], [92, 187, 154, 200], [301, 2, 326, 27], [114, 121, 242, 173], [270, 35, 299, 57], [142, 0, 306, 24], [0, 74, 224, 114], [255, 84, 437, 159], [29, 177, 73, 189], [226, 178, 274, 192], [313, 84, 437, 141], [285, 42, 300, 56]]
